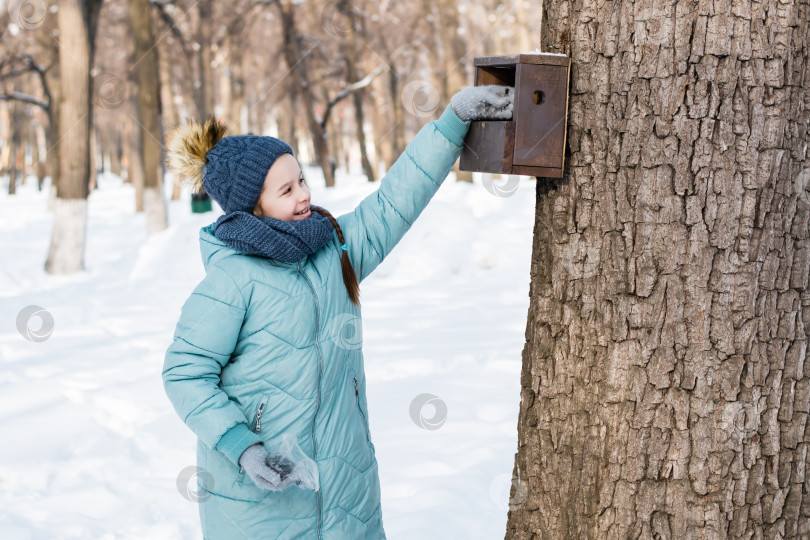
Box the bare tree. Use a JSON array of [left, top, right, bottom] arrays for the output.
[[0, 51, 55, 194], [506, 0, 810, 538]]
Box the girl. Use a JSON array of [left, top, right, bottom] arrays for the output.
[[162, 85, 513, 539]]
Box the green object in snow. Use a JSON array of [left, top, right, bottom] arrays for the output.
[[191, 192, 212, 213]]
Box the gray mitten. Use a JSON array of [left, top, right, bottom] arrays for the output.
[[239, 443, 285, 491], [450, 85, 514, 121], [239, 435, 320, 492]]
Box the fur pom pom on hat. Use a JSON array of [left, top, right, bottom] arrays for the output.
[[165, 117, 228, 194], [165, 117, 294, 215]]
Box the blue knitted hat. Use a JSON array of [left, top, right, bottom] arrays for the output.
[[165, 117, 294, 215], [203, 135, 294, 214]]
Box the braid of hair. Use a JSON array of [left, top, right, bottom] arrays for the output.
[[310, 205, 360, 306]]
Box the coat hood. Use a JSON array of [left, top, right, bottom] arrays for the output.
[[199, 222, 239, 270]]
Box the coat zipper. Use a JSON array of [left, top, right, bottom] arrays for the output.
[[298, 260, 323, 540], [255, 401, 265, 433], [239, 401, 266, 474], [354, 375, 371, 443]]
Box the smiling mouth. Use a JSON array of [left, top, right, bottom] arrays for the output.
[[295, 205, 310, 216]]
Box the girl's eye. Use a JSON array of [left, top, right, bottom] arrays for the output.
[[285, 178, 305, 195]]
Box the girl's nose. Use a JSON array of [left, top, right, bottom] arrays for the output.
[[298, 184, 310, 200]]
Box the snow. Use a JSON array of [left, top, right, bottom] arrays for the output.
[[0, 164, 535, 540]]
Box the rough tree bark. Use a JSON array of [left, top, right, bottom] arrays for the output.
[[507, 0, 809, 538]]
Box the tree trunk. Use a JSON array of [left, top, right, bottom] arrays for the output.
[[283, 86, 299, 158], [125, 110, 145, 211], [368, 75, 389, 179], [155, 24, 180, 201], [128, 0, 167, 234], [506, 0, 810, 538], [230, 53, 246, 134], [33, 122, 46, 191], [432, 0, 472, 185], [387, 66, 403, 167], [0, 106, 7, 181], [88, 124, 97, 191], [45, 52, 62, 212], [194, 0, 215, 119], [278, 0, 334, 187], [45, 0, 102, 275], [20, 108, 31, 186], [96, 125, 107, 176], [8, 99, 21, 195], [342, 6, 375, 183], [109, 128, 123, 178], [223, 26, 246, 134], [350, 71, 375, 183]]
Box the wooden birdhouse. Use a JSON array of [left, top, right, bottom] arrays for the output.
[[459, 53, 571, 179]]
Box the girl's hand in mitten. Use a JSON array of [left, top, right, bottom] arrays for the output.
[[239, 443, 285, 491], [450, 85, 515, 121], [238, 434, 320, 492]]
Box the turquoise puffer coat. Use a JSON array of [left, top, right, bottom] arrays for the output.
[[163, 105, 470, 539]]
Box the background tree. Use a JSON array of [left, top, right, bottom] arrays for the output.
[[0, 11, 58, 199], [44, 0, 102, 274], [128, 0, 166, 234], [506, 0, 810, 538]]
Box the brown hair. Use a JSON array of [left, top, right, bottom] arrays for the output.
[[310, 205, 360, 306]]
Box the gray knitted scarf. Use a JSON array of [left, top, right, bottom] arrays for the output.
[[213, 206, 336, 263]]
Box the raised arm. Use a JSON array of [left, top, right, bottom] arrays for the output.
[[336, 104, 470, 283], [336, 85, 514, 283]]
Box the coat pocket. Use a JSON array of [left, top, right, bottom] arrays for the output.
[[353, 374, 374, 452]]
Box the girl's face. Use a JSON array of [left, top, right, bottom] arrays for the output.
[[252, 153, 311, 221]]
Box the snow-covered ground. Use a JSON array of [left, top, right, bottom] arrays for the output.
[[0, 163, 535, 540]]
